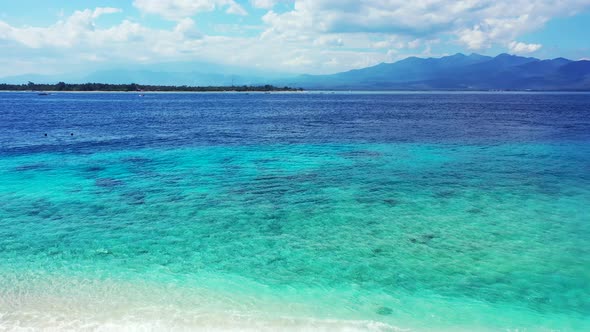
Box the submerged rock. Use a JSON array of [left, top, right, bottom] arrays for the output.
[[409, 234, 437, 245], [372, 248, 384, 255], [467, 207, 483, 214], [423, 234, 436, 240], [85, 165, 106, 173], [383, 198, 399, 206], [434, 190, 456, 198], [122, 156, 152, 164], [340, 150, 383, 158], [123, 190, 146, 205], [95, 178, 124, 188], [13, 163, 50, 172], [376, 306, 393, 316], [95, 248, 111, 255]]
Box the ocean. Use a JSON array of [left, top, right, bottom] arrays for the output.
[[1, 91, 589, 331]]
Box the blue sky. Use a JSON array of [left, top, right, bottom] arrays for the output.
[[1, 0, 589, 77]]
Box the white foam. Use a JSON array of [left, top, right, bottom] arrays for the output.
[[0, 310, 402, 332], [0, 274, 403, 332]]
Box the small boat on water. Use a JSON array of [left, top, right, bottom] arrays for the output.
[[37, 92, 50, 96]]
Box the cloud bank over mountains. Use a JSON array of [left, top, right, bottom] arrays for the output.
[[0, 0, 589, 76]]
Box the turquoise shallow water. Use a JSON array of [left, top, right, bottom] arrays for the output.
[[1, 92, 590, 331], [1, 142, 589, 331]]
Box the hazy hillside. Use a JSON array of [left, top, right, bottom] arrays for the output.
[[288, 53, 590, 90], [3, 54, 589, 90]]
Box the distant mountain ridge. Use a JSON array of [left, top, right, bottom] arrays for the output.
[[2, 53, 589, 90], [0, 60, 291, 87], [289, 53, 590, 90]]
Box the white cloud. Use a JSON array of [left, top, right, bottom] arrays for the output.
[[92, 7, 121, 18], [1, 1, 590, 77], [455, 14, 548, 51], [508, 41, 542, 54], [313, 35, 343, 47], [226, 2, 248, 16], [250, 0, 277, 10], [371, 37, 425, 51], [174, 18, 203, 39], [261, 0, 590, 53], [0, 7, 199, 66], [0, 6, 382, 75], [458, 25, 489, 50], [407, 39, 421, 49], [283, 54, 313, 67], [0, 7, 126, 48], [133, 0, 247, 20]]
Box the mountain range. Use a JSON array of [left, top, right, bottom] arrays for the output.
[[287, 53, 590, 90], [2, 53, 589, 90], [0, 61, 287, 87]]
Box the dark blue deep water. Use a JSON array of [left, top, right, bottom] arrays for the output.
[[2, 92, 589, 154]]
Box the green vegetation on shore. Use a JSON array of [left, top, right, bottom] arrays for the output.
[[0, 82, 303, 92]]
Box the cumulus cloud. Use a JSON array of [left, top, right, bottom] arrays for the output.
[[250, 0, 277, 9], [0, 6, 387, 75], [1, 1, 589, 76], [508, 41, 542, 54], [0, 7, 204, 64], [174, 18, 203, 39], [313, 35, 343, 47], [455, 14, 548, 51], [133, 0, 247, 20], [261, 0, 590, 52], [92, 7, 121, 18], [226, 2, 248, 16], [0, 7, 126, 48], [458, 25, 489, 50]]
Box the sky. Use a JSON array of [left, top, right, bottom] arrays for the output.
[[1, 0, 590, 77]]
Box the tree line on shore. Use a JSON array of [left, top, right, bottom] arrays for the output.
[[0, 82, 303, 92]]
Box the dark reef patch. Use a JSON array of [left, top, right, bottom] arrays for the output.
[[383, 198, 399, 206], [433, 190, 456, 199], [376, 306, 393, 316], [122, 156, 152, 164], [340, 150, 383, 159], [122, 190, 146, 205], [95, 178, 125, 188], [84, 165, 106, 173], [409, 234, 437, 245], [13, 163, 51, 172], [372, 248, 385, 256]]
